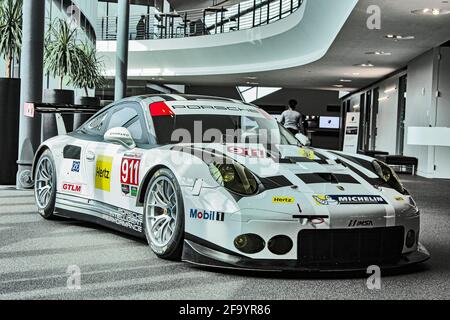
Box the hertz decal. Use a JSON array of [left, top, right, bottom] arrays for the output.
[[272, 197, 295, 204], [95, 155, 113, 192], [298, 148, 315, 160]]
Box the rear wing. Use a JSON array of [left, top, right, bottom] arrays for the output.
[[25, 102, 101, 135]]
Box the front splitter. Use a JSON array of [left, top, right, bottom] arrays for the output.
[[182, 239, 431, 273]]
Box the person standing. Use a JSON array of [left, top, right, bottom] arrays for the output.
[[279, 99, 304, 135], [136, 15, 146, 40]]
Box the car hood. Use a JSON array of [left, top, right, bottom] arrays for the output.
[[171, 143, 376, 195]]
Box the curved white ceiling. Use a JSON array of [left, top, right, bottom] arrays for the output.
[[97, 0, 358, 78]]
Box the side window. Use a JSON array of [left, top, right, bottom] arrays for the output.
[[106, 105, 148, 145], [127, 119, 143, 141], [81, 111, 109, 136], [106, 107, 138, 130]]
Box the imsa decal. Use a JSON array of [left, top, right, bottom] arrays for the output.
[[189, 209, 225, 222], [348, 220, 374, 227], [313, 195, 388, 205]]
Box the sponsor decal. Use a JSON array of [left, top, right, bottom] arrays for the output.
[[121, 184, 130, 195], [298, 148, 315, 160], [120, 157, 141, 197], [63, 183, 81, 193], [348, 219, 374, 227], [227, 146, 266, 158], [101, 208, 143, 233], [95, 155, 112, 192], [313, 195, 388, 205], [124, 151, 143, 159], [189, 209, 225, 222], [313, 195, 339, 206], [272, 196, 295, 204], [172, 105, 259, 114], [121, 157, 141, 186], [131, 186, 138, 197], [71, 161, 80, 173], [395, 196, 405, 201]]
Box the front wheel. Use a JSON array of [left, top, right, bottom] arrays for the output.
[[143, 168, 184, 260], [34, 150, 57, 219]]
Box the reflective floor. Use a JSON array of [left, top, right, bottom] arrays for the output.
[[0, 175, 448, 299]]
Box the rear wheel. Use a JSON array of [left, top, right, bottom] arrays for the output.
[[143, 168, 184, 260], [34, 150, 57, 219]]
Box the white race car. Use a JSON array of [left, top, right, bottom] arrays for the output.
[[33, 94, 430, 271]]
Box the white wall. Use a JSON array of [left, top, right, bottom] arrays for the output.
[[403, 49, 436, 177], [343, 47, 450, 179], [375, 78, 400, 154], [433, 47, 450, 178]]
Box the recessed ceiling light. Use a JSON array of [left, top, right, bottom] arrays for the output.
[[333, 84, 344, 88], [411, 8, 450, 15], [366, 51, 392, 56], [244, 76, 257, 80], [385, 34, 415, 40], [246, 81, 259, 85], [340, 79, 352, 82], [354, 62, 375, 67], [352, 72, 360, 76]]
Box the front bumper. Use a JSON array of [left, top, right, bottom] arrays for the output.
[[182, 238, 430, 273]]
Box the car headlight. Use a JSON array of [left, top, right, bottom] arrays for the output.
[[372, 160, 405, 194], [208, 160, 259, 196]]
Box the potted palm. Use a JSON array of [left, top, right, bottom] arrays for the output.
[[72, 42, 105, 128], [43, 18, 84, 136], [0, 0, 22, 185]]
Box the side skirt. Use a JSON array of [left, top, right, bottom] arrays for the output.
[[55, 193, 145, 239]]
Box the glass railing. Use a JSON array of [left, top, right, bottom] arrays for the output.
[[97, 0, 303, 41]]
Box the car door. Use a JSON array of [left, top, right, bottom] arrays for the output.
[[87, 102, 151, 226], [58, 108, 110, 201]]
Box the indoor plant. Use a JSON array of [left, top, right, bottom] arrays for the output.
[[72, 42, 105, 128], [43, 18, 84, 135]]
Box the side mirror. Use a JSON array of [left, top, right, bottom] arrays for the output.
[[104, 127, 136, 149], [295, 133, 311, 146]]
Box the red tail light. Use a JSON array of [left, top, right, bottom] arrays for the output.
[[149, 101, 174, 117]]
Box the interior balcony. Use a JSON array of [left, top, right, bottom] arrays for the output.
[[96, 0, 358, 78]]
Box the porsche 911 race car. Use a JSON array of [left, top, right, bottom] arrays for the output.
[[33, 94, 430, 271]]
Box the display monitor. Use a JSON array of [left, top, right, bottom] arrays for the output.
[[319, 116, 341, 129]]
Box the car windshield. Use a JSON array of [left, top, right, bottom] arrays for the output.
[[152, 114, 301, 146]]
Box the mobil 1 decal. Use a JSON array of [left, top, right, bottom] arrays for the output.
[[120, 154, 141, 197]]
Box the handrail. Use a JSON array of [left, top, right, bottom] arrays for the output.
[[97, 0, 303, 41]]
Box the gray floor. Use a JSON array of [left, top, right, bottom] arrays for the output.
[[0, 176, 449, 300]]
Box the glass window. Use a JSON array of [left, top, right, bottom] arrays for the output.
[[152, 114, 301, 146], [106, 105, 147, 144], [127, 118, 143, 141], [107, 107, 138, 130], [82, 111, 109, 136]]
